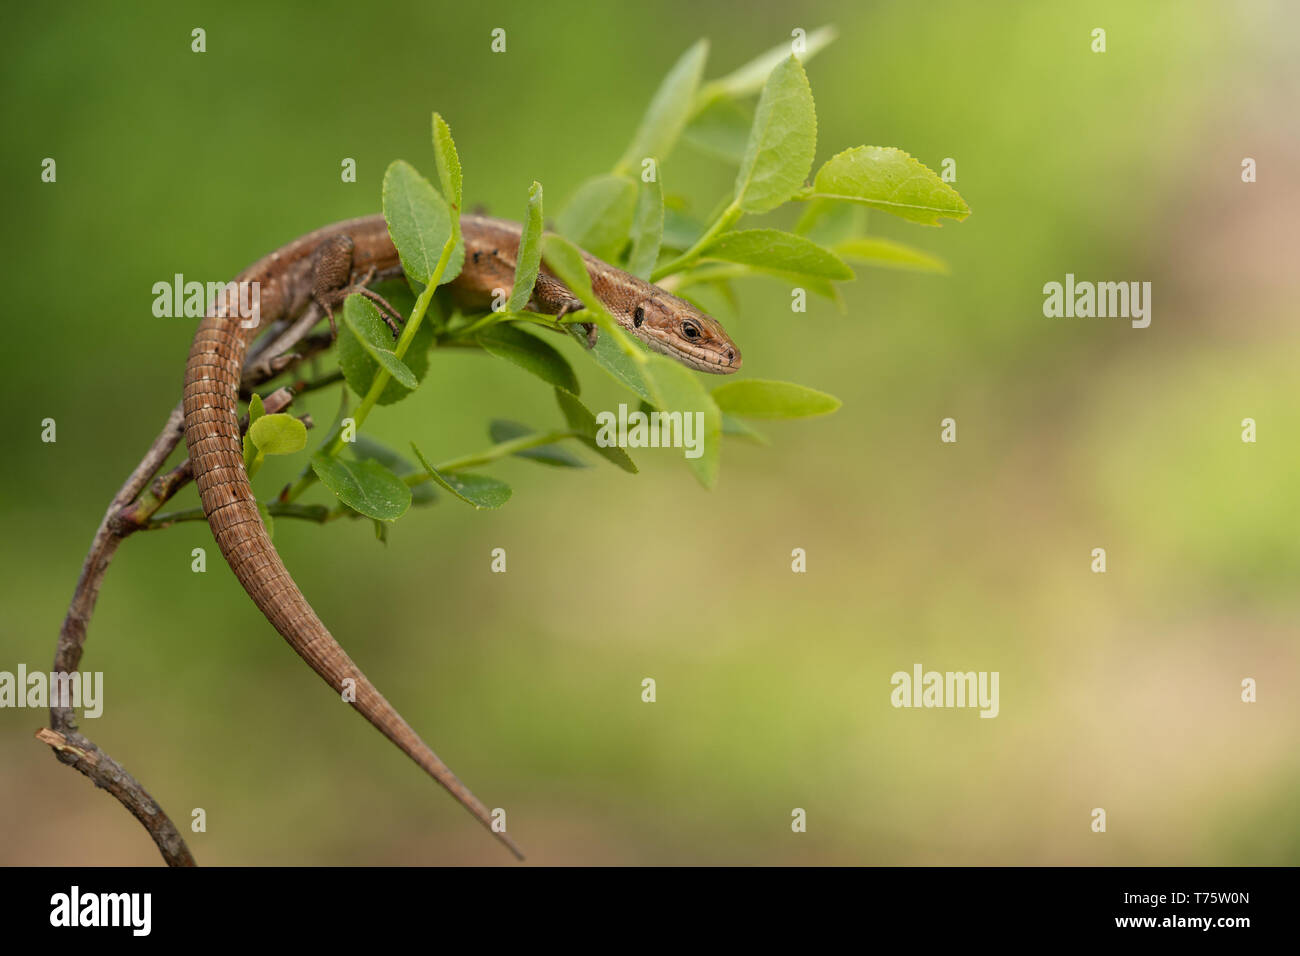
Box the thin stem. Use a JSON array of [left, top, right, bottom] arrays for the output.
[[651, 198, 742, 282], [453, 309, 511, 338], [450, 309, 567, 340], [405, 430, 576, 483], [292, 369, 345, 396], [345, 278, 439, 443]]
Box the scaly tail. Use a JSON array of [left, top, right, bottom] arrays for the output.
[[182, 272, 523, 861]]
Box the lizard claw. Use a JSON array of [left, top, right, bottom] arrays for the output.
[[356, 288, 406, 340], [320, 303, 338, 340], [553, 297, 596, 349], [344, 266, 406, 340]]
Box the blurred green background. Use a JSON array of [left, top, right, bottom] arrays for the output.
[[3, 0, 1297, 865]]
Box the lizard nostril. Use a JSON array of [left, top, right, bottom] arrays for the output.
[[726, 349, 735, 363]]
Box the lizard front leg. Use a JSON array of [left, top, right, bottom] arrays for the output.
[[312, 235, 406, 339], [530, 272, 597, 347]]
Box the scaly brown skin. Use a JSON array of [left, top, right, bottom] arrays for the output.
[[182, 214, 740, 861], [454, 215, 742, 371]]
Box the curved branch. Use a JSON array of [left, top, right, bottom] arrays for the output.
[[46, 307, 336, 866]]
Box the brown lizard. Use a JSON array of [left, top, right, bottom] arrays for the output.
[[181, 213, 740, 860]]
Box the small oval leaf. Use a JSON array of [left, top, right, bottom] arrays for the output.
[[696, 25, 837, 104], [311, 454, 412, 521], [351, 435, 438, 505], [568, 325, 654, 403], [733, 55, 817, 214], [338, 295, 434, 405], [431, 112, 462, 213], [382, 159, 464, 283], [555, 174, 637, 261], [711, 379, 842, 419], [507, 182, 545, 313], [810, 147, 971, 225], [342, 295, 417, 389], [555, 389, 637, 474], [410, 443, 512, 509], [626, 175, 665, 281], [699, 228, 853, 280], [833, 237, 949, 273], [642, 356, 722, 489], [477, 323, 579, 394], [249, 413, 307, 456]]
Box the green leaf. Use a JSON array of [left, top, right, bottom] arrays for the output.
[[338, 294, 435, 405], [311, 453, 412, 521], [431, 112, 462, 213], [249, 413, 307, 456], [507, 182, 545, 313], [833, 237, 949, 274], [382, 159, 464, 284], [544, 233, 655, 395], [243, 393, 266, 468], [342, 295, 417, 389], [489, 420, 587, 467], [477, 323, 579, 394], [808, 147, 971, 225], [410, 442, 512, 509], [699, 229, 853, 280], [555, 174, 637, 261], [616, 39, 709, 175], [683, 97, 753, 163], [711, 379, 842, 419], [794, 198, 866, 244], [626, 175, 664, 280], [732, 55, 817, 214], [662, 206, 707, 251], [696, 25, 837, 105], [722, 413, 770, 445], [350, 434, 437, 505], [555, 389, 637, 473], [680, 262, 842, 307], [642, 356, 722, 488], [365, 278, 419, 321], [568, 325, 654, 403], [256, 501, 274, 539], [542, 234, 642, 367], [541, 234, 597, 301], [798, 277, 845, 308]]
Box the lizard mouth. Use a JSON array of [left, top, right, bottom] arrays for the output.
[[644, 332, 742, 374]]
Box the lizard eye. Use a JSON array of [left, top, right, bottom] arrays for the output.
[[633, 306, 645, 328], [682, 321, 700, 339]]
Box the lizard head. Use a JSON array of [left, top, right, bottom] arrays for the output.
[[630, 294, 742, 374]]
